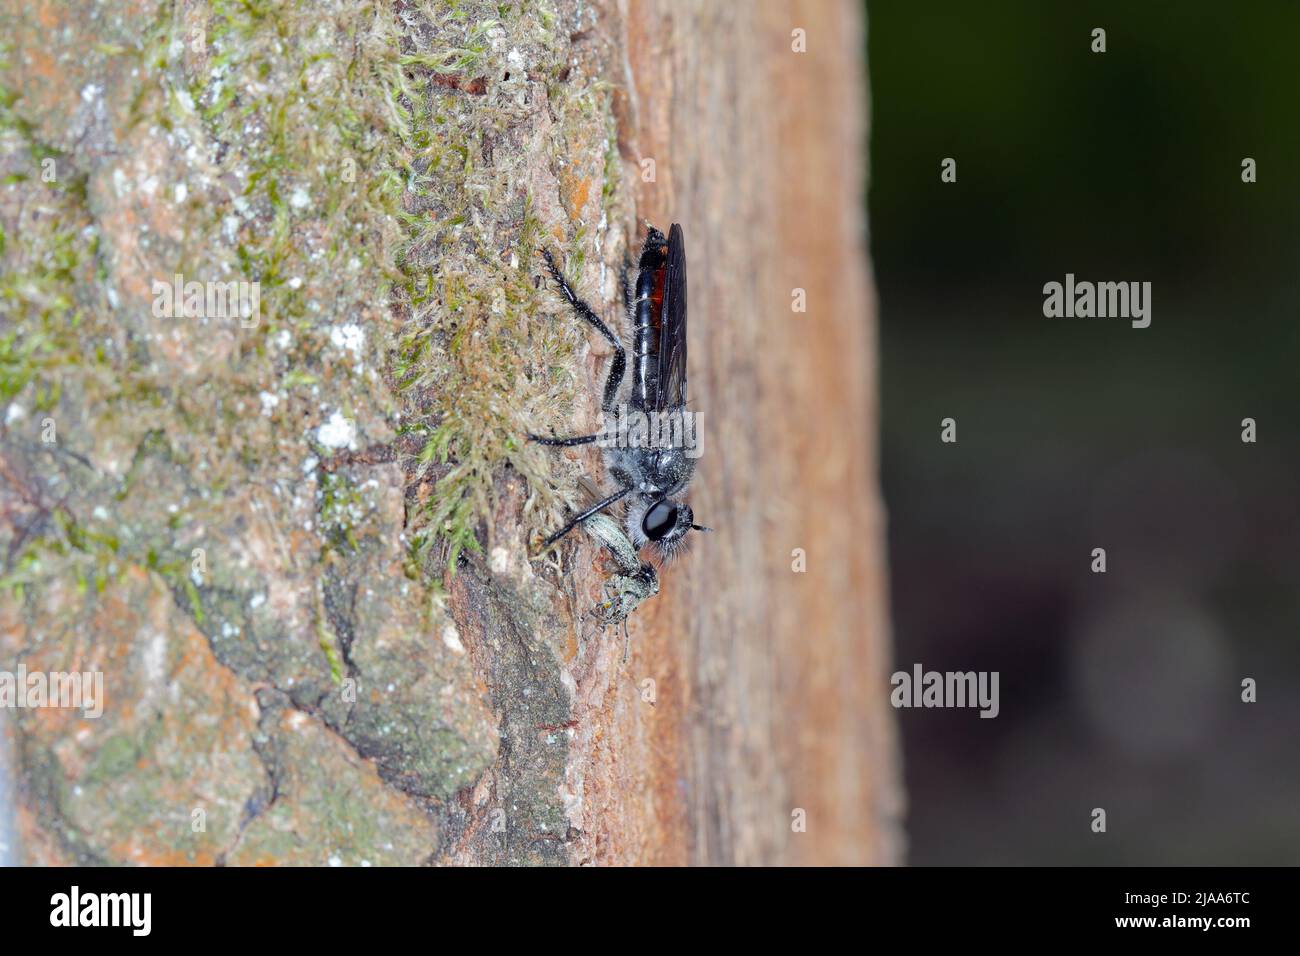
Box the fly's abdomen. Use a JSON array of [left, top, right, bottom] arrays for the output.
[[632, 228, 668, 409]]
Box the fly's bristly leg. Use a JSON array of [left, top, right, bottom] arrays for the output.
[[541, 486, 632, 550], [541, 248, 626, 412]]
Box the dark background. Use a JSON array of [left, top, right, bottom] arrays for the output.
[[869, 0, 1299, 864]]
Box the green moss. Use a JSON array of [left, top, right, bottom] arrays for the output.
[[0, 83, 97, 416], [87, 734, 138, 783], [316, 617, 344, 685], [382, 1, 624, 578], [318, 470, 364, 555], [2, 0, 619, 609]]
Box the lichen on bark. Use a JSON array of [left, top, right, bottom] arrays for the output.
[[1, 0, 627, 865]]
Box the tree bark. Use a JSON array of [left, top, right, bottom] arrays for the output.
[[614, 0, 901, 866], [0, 0, 898, 866]]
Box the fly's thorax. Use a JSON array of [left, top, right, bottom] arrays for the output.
[[603, 444, 696, 501], [650, 446, 697, 492], [603, 444, 648, 490], [597, 405, 703, 461]]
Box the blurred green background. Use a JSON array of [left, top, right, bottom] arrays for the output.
[[869, 0, 1300, 864]]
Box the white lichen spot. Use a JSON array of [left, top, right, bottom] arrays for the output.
[[290, 187, 311, 210], [174, 183, 187, 203], [489, 547, 510, 575], [315, 411, 356, 450], [259, 391, 280, 416], [142, 630, 166, 686], [330, 323, 364, 357], [441, 623, 465, 654]]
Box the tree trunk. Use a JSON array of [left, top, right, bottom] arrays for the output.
[[0, 0, 898, 866]]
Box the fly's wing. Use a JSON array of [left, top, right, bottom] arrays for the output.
[[656, 223, 688, 410]]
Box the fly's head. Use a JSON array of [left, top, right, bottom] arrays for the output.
[[628, 495, 709, 561]]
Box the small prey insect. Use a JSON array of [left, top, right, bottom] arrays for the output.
[[531, 223, 708, 560], [581, 510, 659, 662]]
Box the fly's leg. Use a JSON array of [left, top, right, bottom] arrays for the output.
[[541, 485, 632, 550], [541, 249, 626, 413], [527, 433, 599, 446]]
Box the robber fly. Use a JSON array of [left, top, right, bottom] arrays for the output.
[[531, 223, 708, 559]]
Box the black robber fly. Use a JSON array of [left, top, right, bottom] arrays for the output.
[[531, 222, 708, 561]]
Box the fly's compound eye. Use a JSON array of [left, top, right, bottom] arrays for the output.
[[642, 500, 679, 541]]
